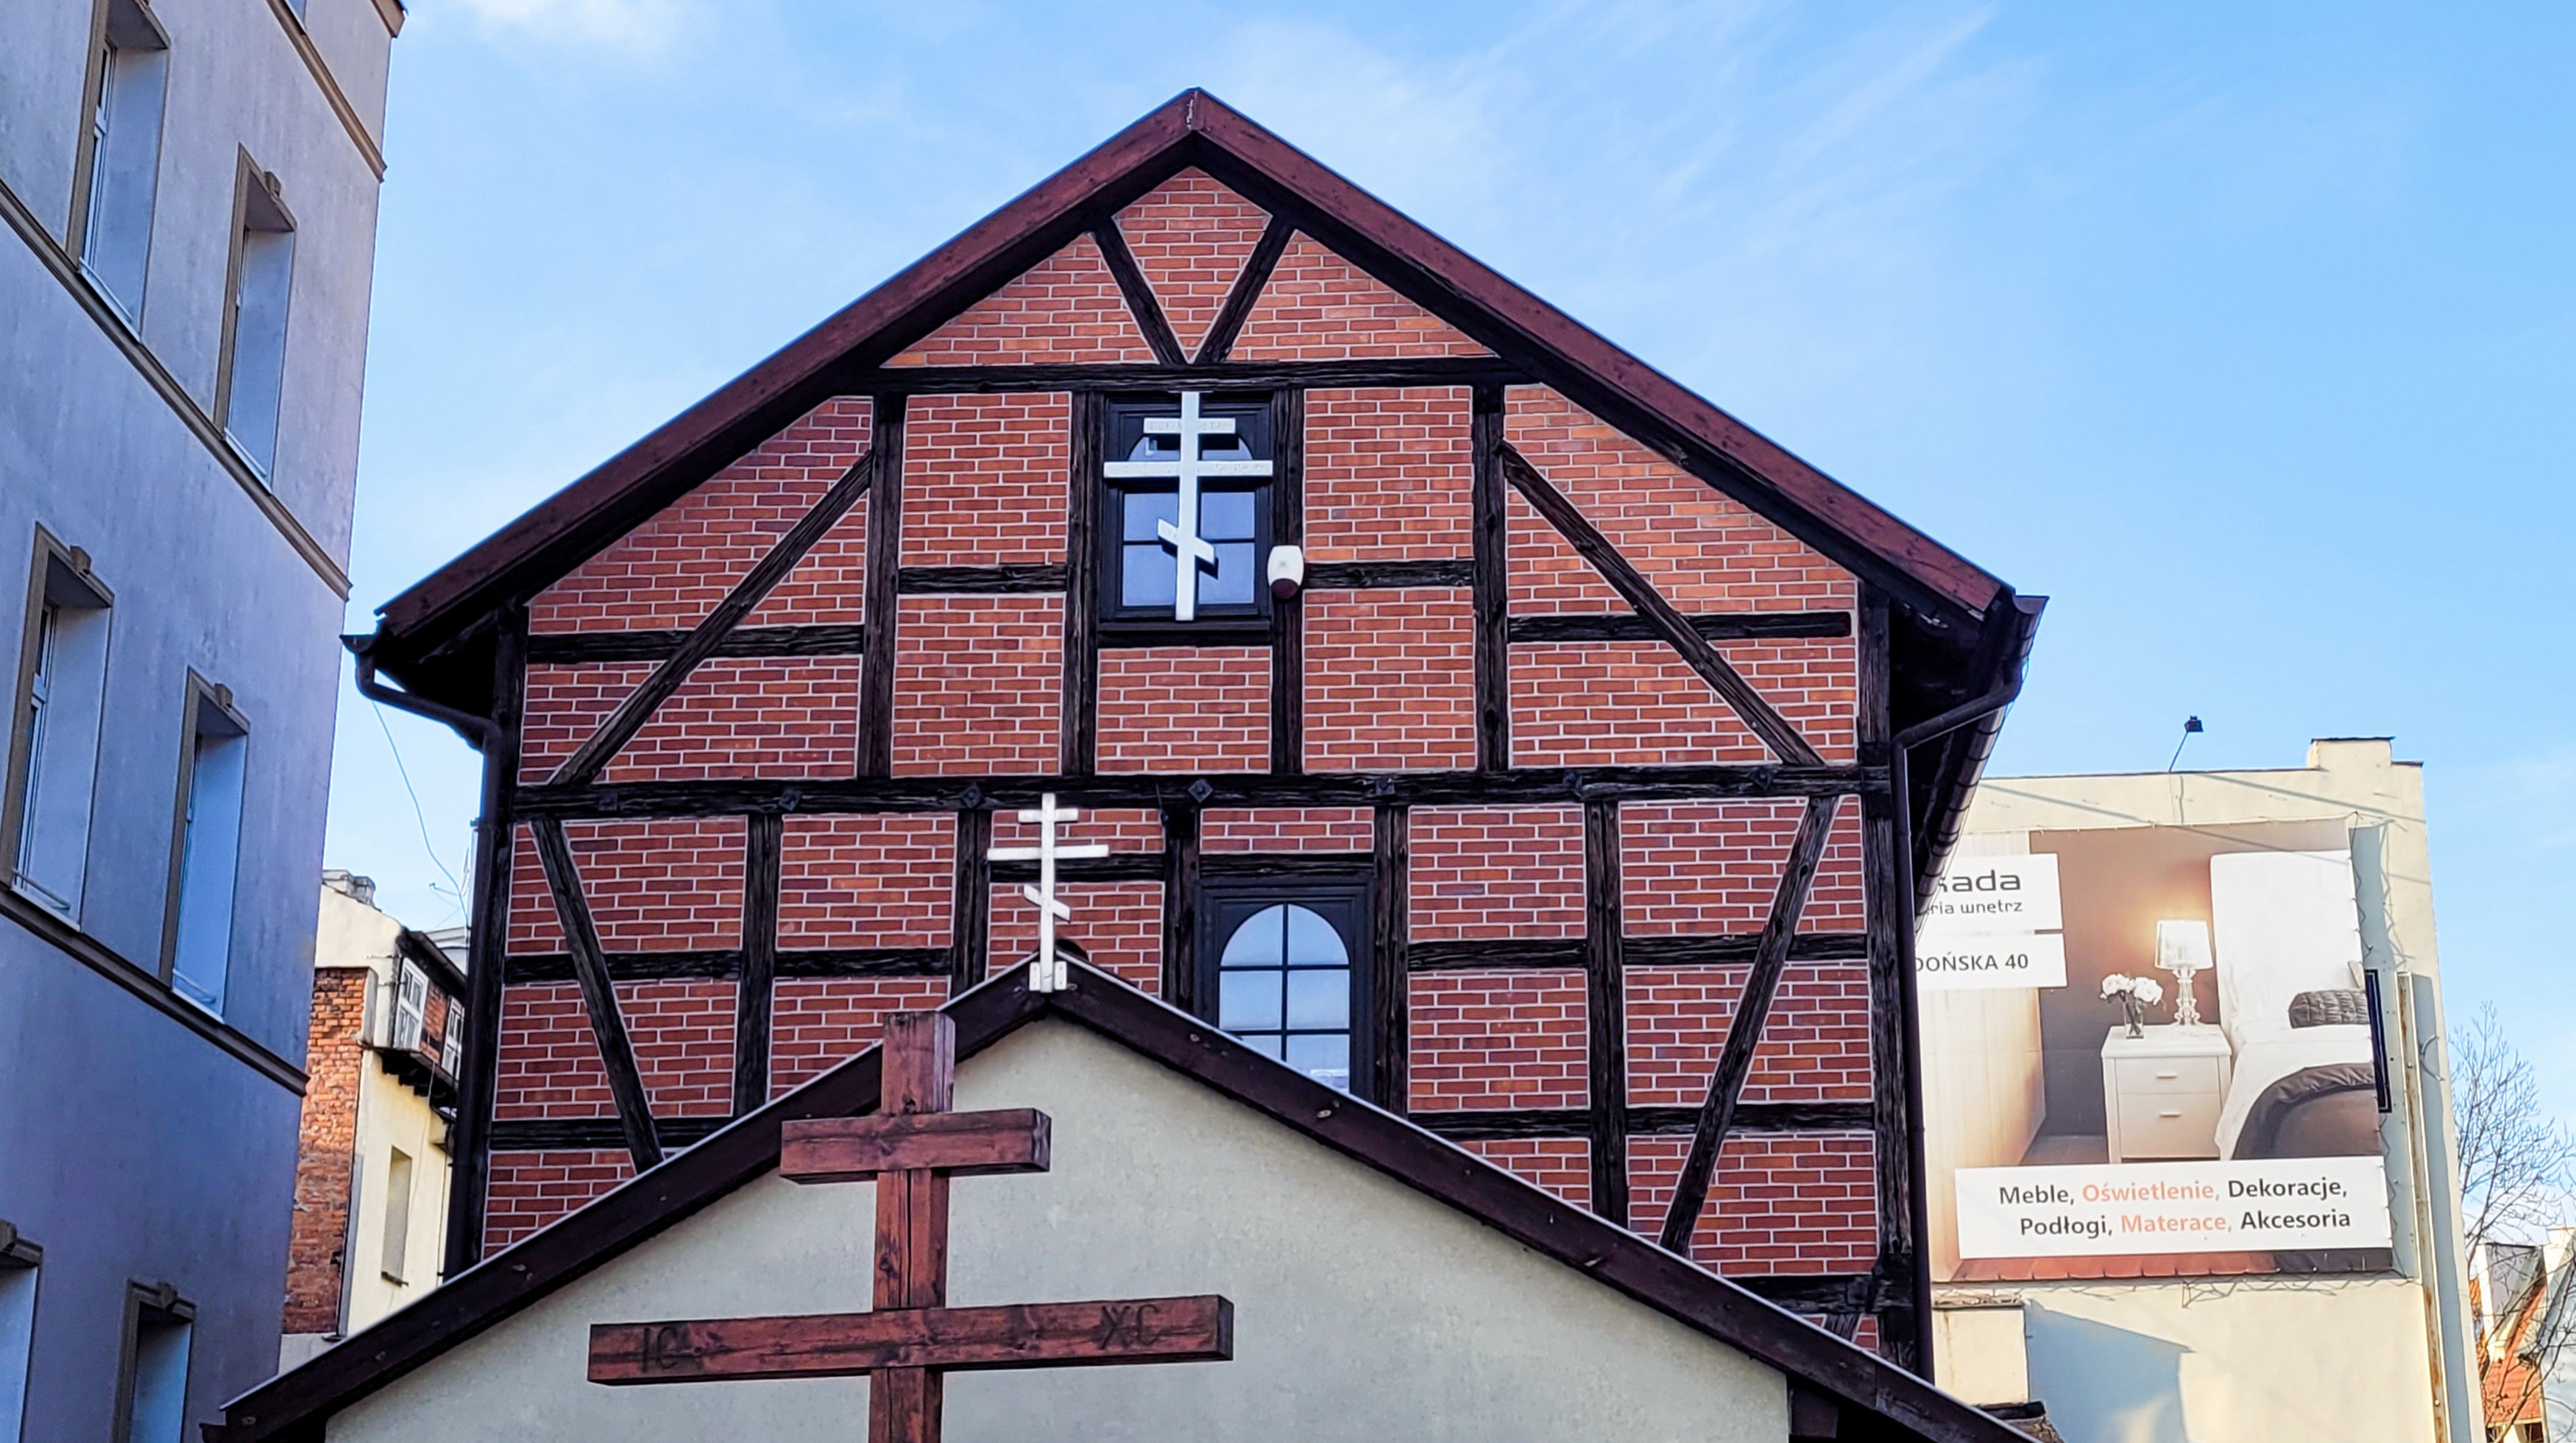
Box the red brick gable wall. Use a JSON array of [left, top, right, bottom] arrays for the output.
[[1114, 169, 1271, 358], [888, 234, 1156, 367], [481, 186, 1889, 1334], [1231, 234, 1490, 361]]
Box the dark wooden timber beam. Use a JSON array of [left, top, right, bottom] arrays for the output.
[[1371, 803, 1410, 1113], [527, 624, 866, 663], [528, 816, 665, 1171], [514, 764, 1884, 821], [444, 606, 524, 1276], [897, 565, 1064, 595], [1270, 387, 1305, 773], [545, 451, 874, 786], [1406, 931, 1867, 973], [732, 813, 782, 1116], [1419, 1101, 1873, 1140], [1091, 220, 1187, 366], [1498, 442, 1825, 769], [1656, 795, 1841, 1252], [1861, 588, 1928, 1372], [1192, 214, 1295, 364], [506, 946, 949, 984], [1584, 799, 1629, 1227], [1309, 559, 1474, 590], [1062, 392, 1100, 775], [857, 399, 905, 777], [949, 808, 991, 996], [843, 356, 1523, 396], [1510, 611, 1850, 643], [1472, 383, 1509, 773], [1159, 805, 1201, 1011]]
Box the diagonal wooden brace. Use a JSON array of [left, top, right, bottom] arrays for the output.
[[1656, 794, 1841, 1251], [529, 816, 664, 1171], [1497, 443, 1825, 767], [548, 448, 876, 787]]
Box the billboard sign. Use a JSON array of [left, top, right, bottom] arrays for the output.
[[1919, 828, 2393, 1280]]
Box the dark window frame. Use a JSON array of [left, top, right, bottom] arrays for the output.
[[1196, 867, 1376, 1102], [1096, 392, 1276, 637], [158, 672, 250, 1001], [5, 528, 116, 923], [111, 1280, 192, 1443]]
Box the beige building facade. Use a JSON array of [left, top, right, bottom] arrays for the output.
[[279, 875, 461, 1369], [1924, 739, 2479, 1442]]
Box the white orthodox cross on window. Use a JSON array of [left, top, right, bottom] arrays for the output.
[[986, 794, 1107, 992], [1101, 390, 1273, 621]]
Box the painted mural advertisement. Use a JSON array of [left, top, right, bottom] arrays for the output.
[[1917, 822, 2395, 1280]]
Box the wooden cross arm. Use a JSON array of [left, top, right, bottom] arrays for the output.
[[781, 1109, 1052, 1182], [589, 1296, 1234, 1384]]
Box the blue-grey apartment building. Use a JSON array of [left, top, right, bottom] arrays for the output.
[[0, 0, 397, 1436]]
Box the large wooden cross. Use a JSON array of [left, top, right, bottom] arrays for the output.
[[588, 1011, 1233, 1441]]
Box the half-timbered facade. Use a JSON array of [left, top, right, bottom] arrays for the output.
[[350, 90, 2040, 1368]]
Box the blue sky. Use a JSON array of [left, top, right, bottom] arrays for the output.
[[327, 2, 2574, 1084]]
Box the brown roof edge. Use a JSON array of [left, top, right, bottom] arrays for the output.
[[1179, 91, 2002, 619], [211, 962, 2023, 1443], [375, 87, 2003, 653], [1913, 592, 2047, 894], [373, 94, 1202, 640]]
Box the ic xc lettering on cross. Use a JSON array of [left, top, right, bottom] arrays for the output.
[[589, 1012, 1234, 1442]]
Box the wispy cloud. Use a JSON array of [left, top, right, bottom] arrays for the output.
[[443, 0, 699, 54]]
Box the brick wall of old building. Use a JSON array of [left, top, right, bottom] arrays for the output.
[[476, 168, 1883, 1314], [282, 968, 369, 1335]]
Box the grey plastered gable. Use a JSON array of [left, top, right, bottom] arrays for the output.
[[213, 965, 2028, 1443], [327, 1020, 1789, 1442]]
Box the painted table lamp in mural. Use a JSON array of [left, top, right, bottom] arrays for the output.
[[2154, 918, 2212, 1028]]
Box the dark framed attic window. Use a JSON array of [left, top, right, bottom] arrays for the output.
[[1197, 871, 1373, 1097], [1098, 393, 1273, 632]]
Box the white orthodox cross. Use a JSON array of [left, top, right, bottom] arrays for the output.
[[986, 794, 1107, 992], [1100, 390, 1273, 621]]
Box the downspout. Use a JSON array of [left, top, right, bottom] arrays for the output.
[[349, 643, 499, 749], [1885, 595, 2042, 1379], [345, 633, 512, 1277]]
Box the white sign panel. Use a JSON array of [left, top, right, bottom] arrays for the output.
[[1919, 853, 2063, 937], [1917, 932, 2068, 990], [1955, 1157, 2391, 1259]]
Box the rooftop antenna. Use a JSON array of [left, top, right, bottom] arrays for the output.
[[2166, 716, 2204, 772]]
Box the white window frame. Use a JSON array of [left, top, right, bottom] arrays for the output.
[[163, 678, 249, 1015], [390, 961, 428, 1053], [74, 0, 171, 328], [7, 534, 113, 924]]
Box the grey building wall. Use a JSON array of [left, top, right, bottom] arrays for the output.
[[0, 0, 395, 1436]]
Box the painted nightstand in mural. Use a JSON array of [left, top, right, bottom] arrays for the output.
[[2101, 1025, 2234, 1162]]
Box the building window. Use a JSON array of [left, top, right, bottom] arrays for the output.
[[1200, 875, 1370, 1094], [113, 1284, 191, 1443], [74, 0, 170, 326], [7, 538, 113, 922], [391, 962, 428, 1052], [379, 1149, 414, 1285], [216, 162, 297, 480], [0, 1228, 38, 1443], [1100, 393, 1273, 625], [164, 681, 248, 1015]]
